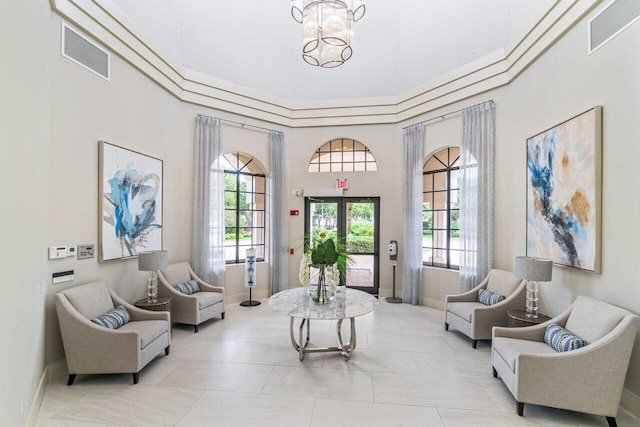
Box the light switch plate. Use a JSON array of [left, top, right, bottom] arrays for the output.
[[77, 244, 94, 260]]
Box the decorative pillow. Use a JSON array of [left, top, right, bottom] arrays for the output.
[[174, 279, 200, 295], [91, 305, 131, 329], [544, 323, 589, 352], [478, 289, 505, 306]]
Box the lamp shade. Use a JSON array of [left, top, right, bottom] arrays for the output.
[[138, 250, 168, 271], [515, 256, 552, 281]]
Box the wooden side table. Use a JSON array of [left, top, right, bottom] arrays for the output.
[[507, 309, 551, 327], [134, 297, 172, 331]]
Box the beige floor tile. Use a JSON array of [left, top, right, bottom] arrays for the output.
[[36, 418, 109, 427], [232, 341, 324, 367], [52, 385, 202, 427], [311, 399, 444, 426], [367, 333, 455, 354], [137, 358, 183, 385], [158, 360, 274, 393], [169, 337, 245, 361], [437, 408, 542, 426], [321, 348, 420, 374], [176, 390, 314, 427], [37, 384, 97, 419], [372, 373, 498, 411], [414, 353, 492, 379], [262, 365, 374, 402]]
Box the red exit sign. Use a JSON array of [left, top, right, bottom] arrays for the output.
[[336, 179, 348, 189]]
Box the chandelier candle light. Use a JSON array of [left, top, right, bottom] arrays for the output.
[[138, 250, 168, 303], [291, 0, 366, 68], [515, 256, 553, 318]]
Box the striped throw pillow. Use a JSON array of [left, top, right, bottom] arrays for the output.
[[91, 305, 131, 329], [544, 323, 588, 352], [478, 289, 505, 306], [174, 279, 200, 295]]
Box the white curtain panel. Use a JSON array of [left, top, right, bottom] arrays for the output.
[[192, 115, 226, 287], [402, 124, 424, 305], [459, 101, 496, 292], [269, 130, 288, 295]]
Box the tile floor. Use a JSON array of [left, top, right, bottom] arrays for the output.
[[36, 299, 640, 427]]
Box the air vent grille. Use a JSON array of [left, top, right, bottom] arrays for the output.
[[62, 24, 110, 80], [589, 0, 640, 53]]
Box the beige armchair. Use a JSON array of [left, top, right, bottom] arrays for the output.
[[492, 296, 638, 427], [54, 281, 170, 385], [157, 262, 225, 333], [445, 269, 526, 348]]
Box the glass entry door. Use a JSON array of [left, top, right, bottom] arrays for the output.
[[305, 197, 379, 295]]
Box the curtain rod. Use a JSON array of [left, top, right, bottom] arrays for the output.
[[197, 114, 280, 134], [402, 100, 494, 130]]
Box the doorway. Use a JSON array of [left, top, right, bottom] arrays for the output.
[[304, 197, 380, 295]]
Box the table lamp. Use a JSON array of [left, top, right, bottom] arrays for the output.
[[515, 256, 552, 318], [138, 250, 168, 302]]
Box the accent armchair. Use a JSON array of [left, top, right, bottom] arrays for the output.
[[54, 281, 171, 385], [157, 262, 225, 333], [492, 296, 638, 427], [445, 269, 526, 348]]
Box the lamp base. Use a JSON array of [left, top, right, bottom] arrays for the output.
[[525, 280, 539, 318], [147, 273, 158, 303]]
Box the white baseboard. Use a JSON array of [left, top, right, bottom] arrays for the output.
[[620, 388, 640, 420], [26, 366, 48, 427]]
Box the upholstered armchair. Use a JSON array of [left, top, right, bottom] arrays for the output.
[[445, 269, 526, 348], [157, 262, 225, 333], [492, 296, 639, 427], [54, 281, 171, 385]]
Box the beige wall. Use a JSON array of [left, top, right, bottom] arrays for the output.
[[4, 1, 639, 422], [0, 1, 50, 425]]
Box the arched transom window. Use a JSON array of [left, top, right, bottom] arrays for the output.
[[222, 152, 266, 264], [308, 138, 377, 172], [423, 147, 460, 269]]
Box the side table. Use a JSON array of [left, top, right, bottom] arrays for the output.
[[134, 297, 172, 331], [507, 309, 551, 327]]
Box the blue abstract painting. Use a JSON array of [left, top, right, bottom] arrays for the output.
[[526, 107, 601, 272], [99, 141, 163, 261]]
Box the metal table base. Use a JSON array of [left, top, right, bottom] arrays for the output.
[[289, 317, 356, 361]]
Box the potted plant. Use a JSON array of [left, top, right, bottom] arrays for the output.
[[299, 232, 349, 304]]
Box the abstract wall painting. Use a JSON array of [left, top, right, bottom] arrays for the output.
[[99, 141, 163, 261], [526, 107, 602, 273]]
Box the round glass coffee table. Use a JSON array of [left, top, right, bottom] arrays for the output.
[[268, 287, 378, 361]]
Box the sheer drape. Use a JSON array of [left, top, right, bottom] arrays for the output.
[[459, 101, 495, 292], [269, 131, 288, 295], [192, 115, 226, 287], [402, 124, 424, 305]]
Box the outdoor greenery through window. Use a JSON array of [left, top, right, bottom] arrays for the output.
[[423, 147, 460, 269], [223, 152, 265, 264], [308, 138, 378, 172]]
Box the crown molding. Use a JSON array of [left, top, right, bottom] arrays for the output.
[[50, 0, 602, 128]]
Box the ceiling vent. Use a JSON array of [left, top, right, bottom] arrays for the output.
[[61, 23, 110, 80], [589, 0, 640, 54]]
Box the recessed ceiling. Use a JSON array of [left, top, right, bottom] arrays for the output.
[[111, 0, 547, 102]]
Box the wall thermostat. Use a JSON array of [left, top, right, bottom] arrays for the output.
[[49, 246, 67, 259]]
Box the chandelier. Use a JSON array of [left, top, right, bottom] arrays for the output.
[[291, 0, 366, 68]]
